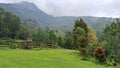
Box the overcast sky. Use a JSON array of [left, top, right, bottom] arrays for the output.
[[0, 0, 120, 18]]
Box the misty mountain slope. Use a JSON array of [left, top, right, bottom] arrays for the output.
[[0, 2, 52, 26], [0, 1, 115, 37]]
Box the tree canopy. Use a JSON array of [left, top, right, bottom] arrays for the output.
[[0, 8, 21, 39], [73, 18, 89, 49], [102, 19, 120, 61]]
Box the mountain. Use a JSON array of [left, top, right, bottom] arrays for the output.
[[0, 1, 115, 38]]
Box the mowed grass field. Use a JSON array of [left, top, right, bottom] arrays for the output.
[[0, 49, 119, 68]]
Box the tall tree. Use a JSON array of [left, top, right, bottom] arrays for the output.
[[73, 18, 89, 58], [73, 18, 89, 49], [102, 19, 120, 62], [0, 8, 21, 39], [49, 30, 56, 44], [63, 32, 73, 49]]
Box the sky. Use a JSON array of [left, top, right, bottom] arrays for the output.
[[0, 0, 120, 18]]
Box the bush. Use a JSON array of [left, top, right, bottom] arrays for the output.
[[0, 37, 12, 40], [9, 43, 18, 49], [27, 45, 33, 49], [93, 45, 106, 63], [18, 41, 33, 49], [20, 45, 33, 49], [88, 42, 99, 56], [80, 48, 89, 60]]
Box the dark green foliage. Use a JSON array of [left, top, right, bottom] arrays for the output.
[[88, 42, 99, 56], [0, 8, 21, 39], [73, 18, 89, 49], [57, 36, 63, 47], [0, 2, 115, 39], [18, 28, 28, 40], [0, 38, 13, 46], [9, 43, 17, 49], [102, 19, 120, 63], [80, 48, 89, 60], [32, 27, 57, 46], [49, 30, 56, 43], [74, 18, 88, 33], [73, 18, 89, 59], [63, 32, 73, 49], [73, 27, 86, 48], [32, 28, 49, 42], [18, 41, 33, 49]]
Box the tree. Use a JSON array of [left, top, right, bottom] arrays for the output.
[[49, 30, 57, 47], [73, 18, 89, 58], [0, 8, 21, 39], [32, 28, 45, 41], [63, 32, 73, 49], [32, 27, 57, 45], [102, 19, 120, 62], [49, 30, 56, 42], [57, 36, 63, 47], [88, 26, 97, 43], [18, 24, 29, 40]]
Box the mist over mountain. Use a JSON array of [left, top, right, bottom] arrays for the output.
[[0, 1, 115, 37]]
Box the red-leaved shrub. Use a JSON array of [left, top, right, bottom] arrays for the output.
[[93, 45, 106, 63]]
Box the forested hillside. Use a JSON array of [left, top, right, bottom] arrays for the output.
[[0, 1, 115, 38], [0, 1, 120, 68]]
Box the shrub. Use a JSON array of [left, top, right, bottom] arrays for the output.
[[88, 42, 98, 56], [80, 48, 89, 60], [18, 41, 33, 49], [93, 45, 106, 63], [0, 37, 12, 40], [9, 43, 18, 49], [27, 45, 33, 49]]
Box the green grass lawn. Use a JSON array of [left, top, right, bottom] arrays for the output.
[[0, 49, 119, 68]]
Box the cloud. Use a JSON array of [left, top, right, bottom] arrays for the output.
[[0, 0, 120, 17]]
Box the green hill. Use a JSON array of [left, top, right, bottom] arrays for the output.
[[0, 1, 115, 38]]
